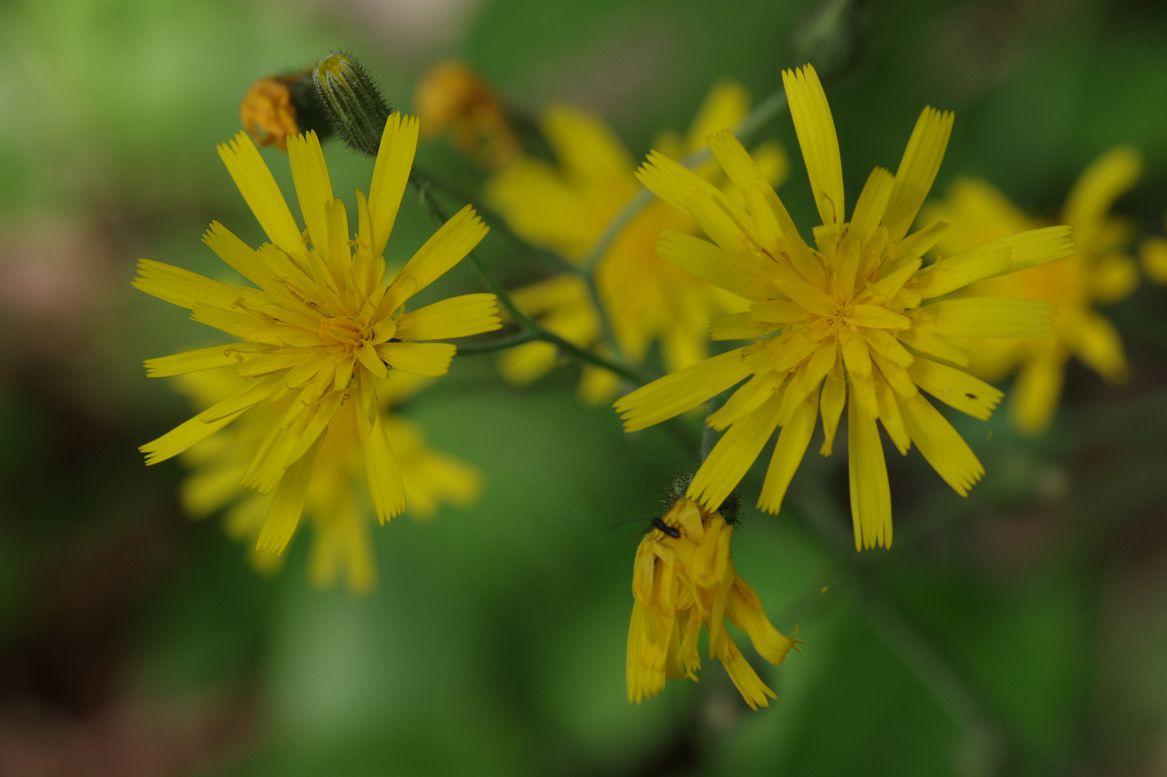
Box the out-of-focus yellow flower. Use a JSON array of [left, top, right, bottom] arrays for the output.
[[928, 147, 1141, 434], [627, 497, 797, 710], [615, 64, 1072, 549], [415, 60, 520, 170], [1139, 210, 1167, 285], [240, 74, 307, 151], [179, 370, 481, 593], [135, 114, 500, 558], [486, 82, 787, 403]]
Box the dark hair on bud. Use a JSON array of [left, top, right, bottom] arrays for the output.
[[660, 471, 742, 527], [719, 491, 742, 527]]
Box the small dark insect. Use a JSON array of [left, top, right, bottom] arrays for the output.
[[651, 516, 681, 539], [965, 392, 977, 400]]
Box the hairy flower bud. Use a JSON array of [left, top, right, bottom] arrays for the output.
[[313, 51, 394, 156]]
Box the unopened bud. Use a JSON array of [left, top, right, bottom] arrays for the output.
[[313, 52, 393, 156]]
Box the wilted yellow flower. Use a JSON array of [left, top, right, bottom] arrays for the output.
[[240, 74, 306, 151], [627, 496, 797, 710], [487, 82, 787, 403], [414, 60, 520, 170], [927, 148, 1141, 434], [179, 370, 481, 593], [615, 64, 1072, 549], [135, 113, 500, 557]]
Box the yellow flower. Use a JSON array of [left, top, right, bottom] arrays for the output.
[[135, 114, 501, 556], [240, 74, 306, 151], [615, 64, 1072, 550], [1139, 205, 1167, 285], [927, 148, 1142, 434], [627, 496, 797, 710], [486, 82, 787, 403], [414, 60, 521, 170], [179, 370, 481, 593]]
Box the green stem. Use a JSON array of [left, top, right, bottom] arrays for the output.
[[408, 172, 647, 385], [412, 164, 580, 277], [456, 330, 540, 355], [579, 85, 790, 275]]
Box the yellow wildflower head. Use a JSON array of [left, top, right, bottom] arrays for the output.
[[627, 494, 797, 710], [414, 60, 520, 170], [135, 113, 501, 558], [927, 147, 1143, 434], [486, 83, 787, 402], [615, 64, 1073, 550], [178, 371, 482, 593]]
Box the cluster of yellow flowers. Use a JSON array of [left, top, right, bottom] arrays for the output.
[[139, 53, 1153, 710]]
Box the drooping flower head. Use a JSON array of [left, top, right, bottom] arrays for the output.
[[486, 83, 787, 402], [179, 370, 482, 593], [628, 495, 798, 710], [927, 148, 1141, 433], [135, 114, 500, 556], [615, 64, 1072, 549]]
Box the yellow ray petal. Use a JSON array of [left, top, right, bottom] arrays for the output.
[[217, 132, 306, 258], [726, 578, 797, 665], [849, 167, 894, 241], [395, 205, 488, 297], [874, 378, 911, 455], [907, 358, 1003, 420], [883, 107, 954, 242], [709, 312, 780, 341], [543, 106, 633, 185], [615, 346, 758, 432], [634, 148, 723, 213], [1064, 146, 1141, 232], [140, 375, 279, 465], [917, 298, 1054, 339], [707, 372, 782, 431], [1010, 350, 1065, 435], [847, 400, 892, 550], [782, 64, 843, 225], [656, 230, 777, 301], [818, 361, 846, 456], [688, 394, 783, 512], [133, 259, 258, 311], [368, 113, 420, 256], [202, 221, 279, 291], [255, 438, 321, 555], [395, 293, 501, 341], [685, 80, 749, 151], [376, 342, 456, 376], [716, 636, 776, 711], [144, 345, 241, 378], [1068, 310, 1128, 381], [900, 393, 984, 496], [758, 391, 818, 514], [286, 131, 334, 254], [355, 404, 407, 523], [486, 160, 597, 257]]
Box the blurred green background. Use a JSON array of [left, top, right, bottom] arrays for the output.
[[2, 0, 1167, 775]]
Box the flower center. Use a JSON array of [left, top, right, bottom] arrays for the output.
[[319, 316, 371, 351]]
